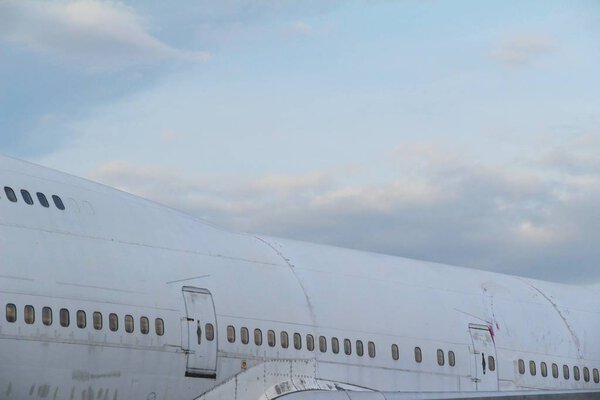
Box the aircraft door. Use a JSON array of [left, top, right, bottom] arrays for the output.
[[182, 287, 217, 378], [468, 324, 498, 391]]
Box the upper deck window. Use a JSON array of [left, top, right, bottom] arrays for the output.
[[391, 344, 399, 361], [37, 193, 49, 208], [4, 187, 17, 202], [21, 190, 33, 205], [307, 334, 315, 351], [280, 331, 289, 349], [267, 330, 276, 347], [52, 195, 65, 210], [42, 307, 52, 326], [254, 329, 262, 346], [449, 351, 456, 366], [415, 347, 422, 363], [241, 327, 249, 344], [109, 313, 118, 332], [319, 336, 327, 353], [124, 315, 134, 333]]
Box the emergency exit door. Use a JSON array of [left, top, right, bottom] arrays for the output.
[[469, 324, 498, 391], [182, 287, 217, 378]]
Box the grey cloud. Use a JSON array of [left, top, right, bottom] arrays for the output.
[[89, 146, 600, 284], [492, 34, 556, 66]]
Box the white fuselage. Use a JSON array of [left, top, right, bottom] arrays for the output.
[[0, 155, 599, 400]]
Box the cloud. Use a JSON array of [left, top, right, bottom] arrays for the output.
[[289, 21, 314, 35], [0, 0, 210, 70], [88, 138, 600, 284], [492, 34, 556, 66]]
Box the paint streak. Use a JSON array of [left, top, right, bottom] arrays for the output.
[[523, 279, 582, 358]]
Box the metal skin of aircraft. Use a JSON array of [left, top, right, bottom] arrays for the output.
[[1, 154, 600, 400]]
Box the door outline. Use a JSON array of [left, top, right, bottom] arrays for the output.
[[468, 323, 498, 391], [182, 286, 217, 379]]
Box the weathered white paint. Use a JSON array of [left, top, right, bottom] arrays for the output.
[[0, 155, 599, 399]]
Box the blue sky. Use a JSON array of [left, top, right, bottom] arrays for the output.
[[1, 0, 599, 282]]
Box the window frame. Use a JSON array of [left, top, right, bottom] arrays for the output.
[[42, 306, 52, 326], [52, 195, 65, 210], [280, 331, 289, 349], [124, 314, 134, 333], [437, 349, 445, 366], [241, 327, 249, 344], [4, 187, 17, 202], [307, 334, 315, 351], [254, 328, 262, 346], [77, 310, 86, 329], [391, 344, 399, 361], [109, 313, 118, 332], [24, 305, 35, 324], [415, 347, 422, 363], [332, 337, 339, 354], [6, 303, 17, 323], [60, 308, 70, 327], [93, 312, 103, 330], [227, 325, 236, 343], [140, 316, 149, 334], [21, 189, 33, 205], [319, 336, 327, 353]]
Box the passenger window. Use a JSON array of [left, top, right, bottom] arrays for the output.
[[241, 327, 249, 344], [155, 318, 164, 336], [344, 338, 351, 355], [541, 362, 547, 377], [574, 366, 580, 381], [415, 347, 422, 363], [280, 331, 289, 349], [227, 326, 236, 343], [563, 364, 570, 380], [594, 368, 599, 384], [294, 333, 302, 350], [93, 312, 102, 330], [489, 356, 496, 371], [77, 310, 86, 328], [319, 336, 327, 353], [268, 330, 276, 347], [42, 307, 52, 326], [109, 313, 118, 331], [368, 341, 376, 358], [206, 323, 215, 341], [518, 359, 525, 374], [21, 190, 33, 205], [24, 305, 35, 324], [391, 344, 399, 361], [254, 329, 262, 345], [530, 360, 536, 376], [332, 337, 339, 354], [449, 351, 456, 367], [60, 308, 69, 327], [6, 303, 16, 322], [52, 195, 65, 210], [37, 192, 49, 208], [4, 187, 17, 202], [552, 363, 559, 378], [124, 315, 134, 333], [356, 340, 364, 357], [140, 316, 149, 334], [437, 349, 445, 366], [307, 334, 315, 351], [584, 367, 590, 382]]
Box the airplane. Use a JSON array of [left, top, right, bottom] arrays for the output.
[[0, 153, 599, 400]]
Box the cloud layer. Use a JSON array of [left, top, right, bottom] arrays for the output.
[[90, 135, 600, 284]]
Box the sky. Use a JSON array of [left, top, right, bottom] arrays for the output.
[[1, 0, 599, 283]]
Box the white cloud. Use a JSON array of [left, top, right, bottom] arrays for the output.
[[289, 21, 314, 35], [492, 34, 555, 65], [0, 0, 210, 70]]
